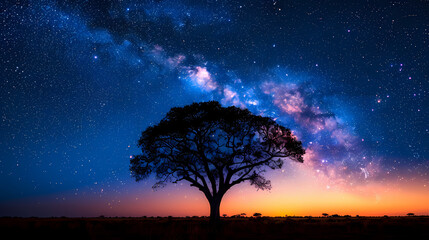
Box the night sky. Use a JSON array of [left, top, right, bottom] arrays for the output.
[[1, 0, 428, 217]]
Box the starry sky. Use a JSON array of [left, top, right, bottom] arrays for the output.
[[1, 0, 428, 217]]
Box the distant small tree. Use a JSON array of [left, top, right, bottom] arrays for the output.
[[253, 213, 262, 218], [222, 214, 228, 218], [130, 101, 305, 222], [407, 213, 415, 217], [322, 213, 329, 217], [240, 213, 247, 217], [331, 214, 340, 217]]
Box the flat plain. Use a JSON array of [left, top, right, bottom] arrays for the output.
[[1, 216, 428, 240]]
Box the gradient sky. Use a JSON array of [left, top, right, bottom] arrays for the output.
[[1, 0, 428, 217]]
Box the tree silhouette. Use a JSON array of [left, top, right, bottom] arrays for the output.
[[253, 212, 262, 218], [322, 213, 329, 217], [130, 101, 305, 222]]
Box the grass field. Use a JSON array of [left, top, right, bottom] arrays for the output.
[[1, 216, 428, 239]]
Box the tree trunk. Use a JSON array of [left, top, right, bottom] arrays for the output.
[[209, 195, 222, 222]]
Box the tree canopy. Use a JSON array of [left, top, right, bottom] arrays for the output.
[[130, 101, 305, 221]]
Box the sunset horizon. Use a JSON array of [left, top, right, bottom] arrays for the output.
[[2, 162, 428, 218], [1, 1, 428, 239]]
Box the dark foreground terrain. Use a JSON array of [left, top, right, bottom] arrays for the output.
[[1, 216, 428, 240]]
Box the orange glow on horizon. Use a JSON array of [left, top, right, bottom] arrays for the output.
[[5, 166, 428, 218], [109, 174, 429, 217]]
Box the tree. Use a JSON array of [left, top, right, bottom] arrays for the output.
[[407, 213, 415, 217], [130, 101, 305, 222], [253, 212, 262, 218], [322, 213, 329, 217]]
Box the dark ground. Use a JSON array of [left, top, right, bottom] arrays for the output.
[[1, 216, 428, 240]]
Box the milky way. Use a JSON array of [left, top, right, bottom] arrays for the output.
[[1, 0, 428, 216]]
